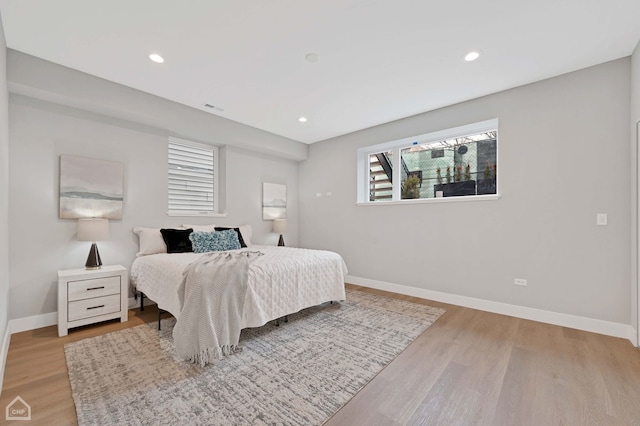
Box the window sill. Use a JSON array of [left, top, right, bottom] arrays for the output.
[[166, 211, 229, 217], [356, 194, 500, 206]]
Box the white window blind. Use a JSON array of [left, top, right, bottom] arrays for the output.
[[168, 138, 218, 216]]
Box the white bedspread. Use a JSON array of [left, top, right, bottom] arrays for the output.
[[130, 245, 348, 328]]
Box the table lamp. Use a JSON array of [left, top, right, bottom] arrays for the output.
[[273, 219, 287, 247], [77, 218, 109, 269]]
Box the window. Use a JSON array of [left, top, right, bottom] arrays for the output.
[[357, 119, 498, 204], [167, 137, 219, 216], [368, 151, 393, 201]]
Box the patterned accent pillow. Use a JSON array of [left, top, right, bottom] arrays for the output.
[[214, 227, 247, 248], [189, 230, 241, 253]]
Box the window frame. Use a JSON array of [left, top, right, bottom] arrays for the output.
[[357, 119, 499, 205], [167, 137, 222, 217]]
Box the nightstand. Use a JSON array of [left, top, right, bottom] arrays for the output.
[[57, 265, 128, 337]]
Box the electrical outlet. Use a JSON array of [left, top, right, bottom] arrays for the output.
[[514, 278, 527, 286], [597, 213, 608, 226]]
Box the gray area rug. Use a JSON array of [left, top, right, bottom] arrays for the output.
[[65, 289, 445, 425]]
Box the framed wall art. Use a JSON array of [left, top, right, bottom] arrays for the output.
[[59, 155, 124, 219], [262, 182, 286, 220]]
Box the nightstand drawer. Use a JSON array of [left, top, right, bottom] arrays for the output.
[[68, 294, 121, 322], [68, 276, 120, 302]]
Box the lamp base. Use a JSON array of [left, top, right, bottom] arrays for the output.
[[277, 234, 285, 247], [85, 242, 103, 269]]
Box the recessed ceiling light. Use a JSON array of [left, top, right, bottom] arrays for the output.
[[305, 53, 318, 63], [464, 51, 480, 62], [149, 53, 164, 64], [298, 116, 308, 123]]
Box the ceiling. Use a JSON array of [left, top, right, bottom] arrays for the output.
[[1, 1, 639, 144]]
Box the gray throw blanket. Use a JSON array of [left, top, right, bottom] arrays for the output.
[[173, 251, 262, 366]]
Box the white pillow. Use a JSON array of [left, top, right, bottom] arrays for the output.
[[133, 227, 167, 257], [238, 225, 253, 246], [182, 224, 216, 232]]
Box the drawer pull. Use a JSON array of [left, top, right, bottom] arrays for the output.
[[86, 305, 105, 310], [87, 286, 105, 291]]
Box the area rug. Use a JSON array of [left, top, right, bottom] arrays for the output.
[[65, 289, 445, 425]]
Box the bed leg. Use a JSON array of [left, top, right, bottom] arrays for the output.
[[140, 292, 145, 311], [275, 318, 280, 327], [330, 301, 333, 304], [158, 308, 162, 331], [284, 315, 289, 323]]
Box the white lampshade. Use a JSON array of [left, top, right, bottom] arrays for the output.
[[273, 219, 287, 234], [77, 218, 110, 242]]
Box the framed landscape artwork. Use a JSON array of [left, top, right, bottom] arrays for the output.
[[59, 155, 124, 219], [262, 182, 286, 220]]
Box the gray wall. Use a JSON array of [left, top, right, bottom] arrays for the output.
[[7, 50, 308, 162], [0, 16, 10, 341], [632, 41, 640, 333], [299, 58, 632, 325], [8, 94, 299, 320]]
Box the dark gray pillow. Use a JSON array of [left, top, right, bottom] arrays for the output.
[[160, 228, 193, 253]]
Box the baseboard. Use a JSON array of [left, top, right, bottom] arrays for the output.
[[628, 326, 639, 347], [127, 297, 156, 310], [346, 275, 638, 346], [7, 298, 156, 336], [128, 297, 139, 309], [9, 312, 58, 335], [4, 282, 634, 346], [0, 324, 11, 396]]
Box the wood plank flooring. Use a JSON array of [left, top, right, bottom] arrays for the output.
[[1, 284, 640, 425]]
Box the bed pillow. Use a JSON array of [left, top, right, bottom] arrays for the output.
[[189, 230, 241, 253], [238, 225, 253, 246], [160, 228, 193, 253], [214, 227, 247, 248], [182, 223, 216, 232], [212, 225, 253, 246], [133, 227, 167, 257]]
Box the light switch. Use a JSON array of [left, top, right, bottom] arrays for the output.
[[596, 213, 607, 226]]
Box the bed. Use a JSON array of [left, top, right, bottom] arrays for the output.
[[130, 245, 348, 329]]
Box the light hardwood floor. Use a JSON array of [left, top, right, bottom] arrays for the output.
[[1, 285, 640, 425]]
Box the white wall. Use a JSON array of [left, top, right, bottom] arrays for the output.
[[7, 50, 308, 162], [632, 40, 640, 336], [0, 12, 11, 365], [8, 94, 299, 320], [300, 58, 632, 325], [632, 41, 640, 127]]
